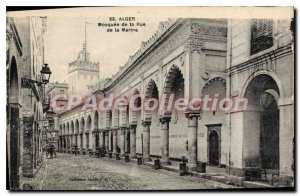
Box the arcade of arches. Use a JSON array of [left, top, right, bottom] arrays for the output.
[[57, 18, 294, 184]]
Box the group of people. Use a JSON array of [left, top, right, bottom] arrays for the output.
[[45, 144, 56, 159]]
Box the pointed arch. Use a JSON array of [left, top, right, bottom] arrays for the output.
[[202, 77, 226, 94], [163, 64, 184, 93], [66, 122, 70, 135], [144, 79, 159, 121], [162, 65, 184, 117], [130, 88, 142, 124], [75, 119, 79, 134], [70, 120, 75, 134], [80, 117, 85, 133], [86, 115, 92, 132]]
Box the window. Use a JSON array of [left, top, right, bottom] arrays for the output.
[[251, 19, 273, 55]]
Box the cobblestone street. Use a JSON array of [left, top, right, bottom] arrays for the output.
[[34, 153, 235, 190]]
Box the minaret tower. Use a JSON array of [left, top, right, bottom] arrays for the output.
[[67, 18, 100, 96]]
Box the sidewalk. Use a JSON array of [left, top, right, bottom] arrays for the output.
[[21, 156, 50, 190], [115, 156, 233, 186], [108, 155, 278, 188]]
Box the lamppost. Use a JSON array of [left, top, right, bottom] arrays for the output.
[[21, 63, 52, 87]]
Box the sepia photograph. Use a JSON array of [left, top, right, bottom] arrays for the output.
[[6, 6, 295, 191]]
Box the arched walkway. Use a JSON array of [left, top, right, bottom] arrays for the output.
[[243, 74, 280, 171], [160, 65, 185, 165], [8, 56, 20, 189]]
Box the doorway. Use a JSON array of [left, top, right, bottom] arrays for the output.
[[207, 125, 221, 166], [208, 130, 220, 166]]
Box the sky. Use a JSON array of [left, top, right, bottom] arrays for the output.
[[44, 16, 166, 83]]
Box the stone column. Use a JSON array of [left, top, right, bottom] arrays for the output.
[[142, 121, 151, 162], [186, 113, 199, 171], [72, 135, 76, 146], [64, 137, 66, 148], [108, 130, 112, 151], [92, 132, 96, 150], [64, 136, 66, 148], [119, 128, 126, 157], [65, 136, 68, 149], [160, 117, 171, 165], [67, 136, 69, 148], [70, 135, 73, 147], [99, 130, 103, 147], [71, 135, 74, 147], [113, 129, 117, 154], [129, 124, 137, 158], [69, 135, 72, 149], [83, 133, 86, 150]]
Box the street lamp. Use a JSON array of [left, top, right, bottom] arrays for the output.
[[40, 63, 52, 84], [21, 63, 52, 88]]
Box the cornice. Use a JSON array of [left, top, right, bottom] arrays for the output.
[[225, 45, 293, 76]]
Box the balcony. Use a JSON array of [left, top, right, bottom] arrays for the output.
[[251, 35, 273, 55]]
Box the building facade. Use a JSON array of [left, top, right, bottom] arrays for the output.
[[7, 16, 49, 190], [45, 81, 69, 150], [57, 18, 294, 186], [225, 19, 294, 184]]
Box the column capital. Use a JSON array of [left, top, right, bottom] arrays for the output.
[[184, 38, 205, 54], [159, 117, 171, 124], [129, 124, 137, 129], [142, 120, 151, 126], [129, 124, 137, 134], [185, 109, 202, 119]]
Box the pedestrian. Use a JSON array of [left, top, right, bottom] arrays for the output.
[[52, 145, 56, 158], [74, 145, 78, 156]]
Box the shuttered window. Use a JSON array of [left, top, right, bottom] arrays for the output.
[[251, 19, 273, 55]]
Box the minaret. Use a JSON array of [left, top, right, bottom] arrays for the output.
[[68, 17, 99, 95]]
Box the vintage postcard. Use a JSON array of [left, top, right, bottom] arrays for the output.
[[6, 7, 294, 190]]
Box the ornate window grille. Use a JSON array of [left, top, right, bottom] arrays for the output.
[[251, 19, 273, 55]]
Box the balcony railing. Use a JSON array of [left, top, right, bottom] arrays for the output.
[[251, 35, 273, 55]]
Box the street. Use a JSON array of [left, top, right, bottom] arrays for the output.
[[35, 153, 235, 190]]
